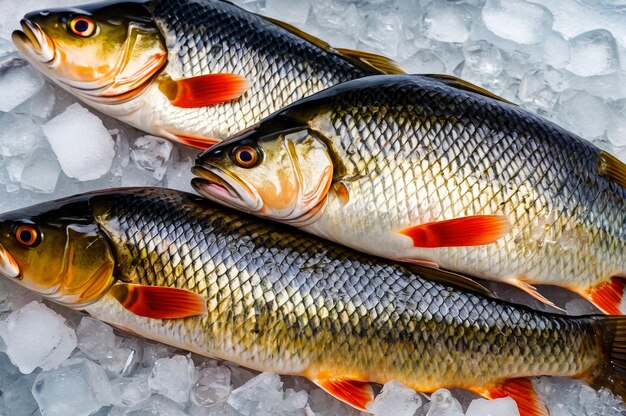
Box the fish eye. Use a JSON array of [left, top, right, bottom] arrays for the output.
[[232, 145, 261, 168], [15, 224, 41, 248], [68, 16, 97, 37]]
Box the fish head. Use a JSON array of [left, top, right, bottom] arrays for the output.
[[193, 126, 334, 224], [0, 197, 116, 308], [12, 1, 167, 105]]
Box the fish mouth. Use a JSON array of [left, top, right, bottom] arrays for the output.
[[12, 20, 55, 64], [191, 165, 264, 213], [0, 245, 20, 279]]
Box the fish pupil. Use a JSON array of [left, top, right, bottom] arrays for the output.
[[19, 230, 32, 243], [240, 150, 253, 162], [74, 19, 89, 33]]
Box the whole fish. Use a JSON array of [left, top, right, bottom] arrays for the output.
[[0, 188, 624, 416], [11, 0, 402, 148], [194, 74, 626, 315]]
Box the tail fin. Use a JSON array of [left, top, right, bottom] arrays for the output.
[[585, 276, 626, 315], [588, 316, 626, 399]]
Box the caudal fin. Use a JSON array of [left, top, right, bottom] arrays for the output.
[[588, 315, 626, 399], [585, 276, 626, 315]]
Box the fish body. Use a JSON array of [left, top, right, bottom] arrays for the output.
[[12, 0, 399, 147], [194, 75, 626, 313], [0, 188, 624, 415]]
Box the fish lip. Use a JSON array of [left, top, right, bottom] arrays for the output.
[[191, 165, 263, 213], [0, 244, 20, 280], [12, 20, 55, 64]]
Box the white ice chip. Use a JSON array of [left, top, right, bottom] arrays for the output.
[[42, 103, 115, 181], [0, 59, 44, 112]]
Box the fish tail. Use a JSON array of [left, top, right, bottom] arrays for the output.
[[587, 315, 626, 399]]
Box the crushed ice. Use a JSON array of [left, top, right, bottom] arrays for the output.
[[0, 0, 625, 415]]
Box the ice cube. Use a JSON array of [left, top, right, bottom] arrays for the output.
[[556, 90, 610, 139], [518, 68, 564, 113], [481, 0, 553, 45], [367, 380, 422, 416], [539, 31, 571, 69], [227, 372, 284, 416], [20, 146, 62, 193], [535, 377, 626, 416], [148, 355, 197, 403], [130, 135, 173, 180], [402, 49, 446, 74], [0, 278, 42, 314], [311, 0, 361, 32], [0, 113, 43, 157], [421, 2, 472, 43], [466, 397, 519, 416], [107, 337, 142, 376], [121, 162, 162, 187], [192, 363, 232, 408], [265, 0, 310, 24], [110, 374, 152, 408], [0, 372, 39, 416], [166, 155, 194, 193], [279, 388, 308, 413], [109, 129, 131, 177], [0, 301, 77, 373], [76, 316, 116, 362], [6, 156, 27, 183], [461, 40, 504, 88], [0, 352, 21, 390], [568, 29, 620, 77], [306, 388, 361, 416], [42, 103, 115, 181], [425, 389, 464, 416], [608, 99, 626, 147], [32, 358, 113, 416], [111, 394, 188, 416], [14, 82, 57, 121], [0, 57, 44, 112], [357, 11, 403, 56]]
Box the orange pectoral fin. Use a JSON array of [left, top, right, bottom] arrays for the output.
[[477, 378, 549, 416], [397, 215, 511, 248], [110, 283, 208, 319], [158, 73, 249, 108], [310, 375, 374, 411], [584, 276, 626, 315]]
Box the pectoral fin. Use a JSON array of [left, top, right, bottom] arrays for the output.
[[397, 215, 511, 248], [476, 378, 549, 416], [309, 374, 374, 411], [158, 73, 249, 108], [110, 283, 208, 319]]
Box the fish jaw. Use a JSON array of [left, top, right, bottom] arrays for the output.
[[0, 244, 20, 279], [191, 166, 265, 214], [12, 20, 56, 66]]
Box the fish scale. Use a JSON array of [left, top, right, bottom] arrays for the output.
[[147, 0, 368, 138], [81, 189, 603, 393]]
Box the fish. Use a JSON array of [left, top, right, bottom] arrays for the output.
[[193, 74, 626, 315], [0, 187, 624, 416], [11, 0, 403, 149]]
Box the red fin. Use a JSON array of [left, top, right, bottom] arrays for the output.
[[585, 276, 626, 315], [504, 277, 564, 312], [311, 375, 374, 411], [110, 283, 207, 319], [397, 215, 511, 248], [173, 133, 220, 149], [158, 73, 249, 108], [480, 378, 548, 416]]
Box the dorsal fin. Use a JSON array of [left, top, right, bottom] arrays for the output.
[[334, 48, 406, 75], [404, 264, 494, 298], [261, 15, 404, 75], [598, 151, 626, 189], [424, 74, 516, 105]]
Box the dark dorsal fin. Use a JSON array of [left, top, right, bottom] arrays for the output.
[[261, 15, 405, 75], [405, 264, 494, 298], [424, 74, 516, 105], [598, 151, 626, 189]]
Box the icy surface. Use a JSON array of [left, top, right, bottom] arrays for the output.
[[0, 301, 76, 373], [367, 380, 422, 416], [0, 0, 625, 415], [465, 397, 520, 416]]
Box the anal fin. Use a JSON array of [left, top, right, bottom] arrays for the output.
[[397, 215, 511, 248], [309, 374, 374, 411], [477, 378, 549, 416], [110, 283, 208, 319], [504, 277, 564, 311], [584, 276, 626, 315]]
